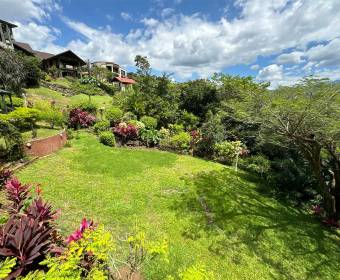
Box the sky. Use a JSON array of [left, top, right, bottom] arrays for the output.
[[1, 0, 340, 88]]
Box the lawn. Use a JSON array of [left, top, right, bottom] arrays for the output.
[[25, 86, 112, 108], [17, 133, 340, 279]]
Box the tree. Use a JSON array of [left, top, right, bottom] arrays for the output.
[[257, 78, 340, 222], [0, 49, 26, 94], [20, 54, 42, 87], [134, 55, 151, 76]]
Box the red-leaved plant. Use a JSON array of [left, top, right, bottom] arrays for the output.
[[0, 169, 12, 189], [25, 197, 57, 227], [66, 218, 94, 244], [69, 108, 96, 129], [5, 177, 31, 214], [113, 122, 138, 145]]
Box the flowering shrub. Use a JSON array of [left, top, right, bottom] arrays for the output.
[[69, 108, 96, 129], [67, 218, 94, 244], [113, 122, 138, 145]]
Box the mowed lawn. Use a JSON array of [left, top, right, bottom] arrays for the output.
[[17, 133, 340, 279]]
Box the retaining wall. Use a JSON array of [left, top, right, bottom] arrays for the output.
[[24, 130, 67, 157]]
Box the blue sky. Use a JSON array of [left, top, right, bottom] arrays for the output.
[[1, 0, 340, 88]]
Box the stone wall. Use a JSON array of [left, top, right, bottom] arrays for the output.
[[24, 130, 67, 157], [40, 81, 75, 96]]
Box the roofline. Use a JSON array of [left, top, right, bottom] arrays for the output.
[[0, 19, 17, 28], [92, 61, 120, 67], [43, 50, 86, 65]]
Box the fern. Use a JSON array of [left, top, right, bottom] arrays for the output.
[[0, 257, 16, 279]]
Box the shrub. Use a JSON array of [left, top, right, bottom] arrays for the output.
[[77, 102, 98, 114], [0, 169, 12, 190], [69, 108, 96, 129], [21, 54, 42, 87], [239, 155, 271, 177], [180, 111, 199, 130], [5, 107, 41, 131], [93, 120, 110, 134], [139, 128, 161, 147], [0, 120, 24, 161], [141, 116, 157, 129], [34, 100, 64, 129], [122, 111, 137, 122], [99, 131, 116, 147], [105, 107, 123, 125], [161, 131, 191, 152], [128, 119, 145, 130], [5, 96, 24, 108], [213, 140, 247, 165], [169, 124, 184, 135], [113, 122, 138, 145]]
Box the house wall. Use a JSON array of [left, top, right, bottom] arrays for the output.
[[0, 23, 14, 49]]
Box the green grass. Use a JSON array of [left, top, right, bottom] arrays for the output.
[[17, 133, 340, 279], [21, 127, 62, 142], [48, 78, 72, 88], [26, 87, 112, 108]]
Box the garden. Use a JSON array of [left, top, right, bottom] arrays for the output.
[[0, 49, 339, 279]]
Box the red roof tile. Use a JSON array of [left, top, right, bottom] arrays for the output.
[[115, 77, 136, 84]]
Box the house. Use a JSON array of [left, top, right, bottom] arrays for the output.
[[0, 19, 17, 49], [91, 61, 127, 78], [91, 61, 135, 90]]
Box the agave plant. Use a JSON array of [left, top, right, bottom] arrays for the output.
[[4, 178, 31, 214], [0, 215, 53, 279]]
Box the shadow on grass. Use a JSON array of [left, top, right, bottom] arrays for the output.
[[175, 168, 340, 279]]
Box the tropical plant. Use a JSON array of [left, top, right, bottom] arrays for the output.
[[113, 122, 138, 145], [4, 177, 31, 214], [69, 108, 96, 129], [214, 140, 247, 170], [239, 155, 271, 177], [139, 128, 161, 147]]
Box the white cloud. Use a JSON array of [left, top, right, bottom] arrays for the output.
[[120, 12, 133, 21], [3, 0, 340, 84], [0, 0, 60, 22], [161, 8, 175, 18], [106, 14, 114, 21], [250, 64, 259, 70], [256, 64, 300, 89], [276, 51, 305, 64]]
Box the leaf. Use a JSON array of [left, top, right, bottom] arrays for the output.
[[0, 257, 16, 279]]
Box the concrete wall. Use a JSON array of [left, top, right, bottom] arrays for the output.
[[24, 130, 67, 157]]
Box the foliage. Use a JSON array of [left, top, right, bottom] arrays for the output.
[[99, 131, 116, 147], [93, 120, 110, 134], [122, 111, 137, 122], [177, 263, 215, 280], [139, 128, 161, 147], [0, 257, 16, 279], [69, 108, 96, 129], [168, 124, 184, 135], [195, 112, 225, 158], [128, 120, 145, 130], [113, 122, 138, 145], [213, 140, 246, 165], [135, 55, 151, 76], [34, 100, 64, 129], [0, 120, 24, 161], [48, 65, 59, 79], [105, 107, 123, 126], [20, 54, 42, 87], [0, 169, 12, 189], [239, 155, 271, 177], [4, 177, 31, 214], [0, 48, 26, 93], [2, 107, 41, 131], [76, 102, 98, 114], [5, 96, 24, 108], [161, 131, 191, 152], [140, 116, 157, 129], [179, 111, 199, 130]]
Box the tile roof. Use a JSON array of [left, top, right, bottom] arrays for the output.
[[115, 77, 136, 84], [13, 42, 34, 54], [34, 50, 55, 60]]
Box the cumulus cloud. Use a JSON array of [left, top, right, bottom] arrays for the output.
[[120, 12, 133, 21], [0, 0, 60, 22], [161, 8, 175, 18], [276, 51, 305, 64], [2, 0, 340, 84]]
